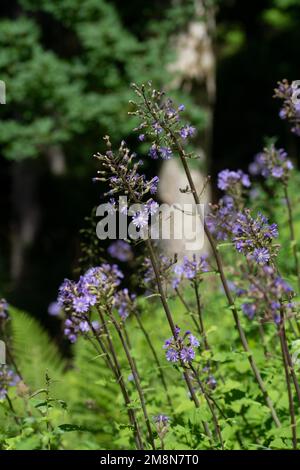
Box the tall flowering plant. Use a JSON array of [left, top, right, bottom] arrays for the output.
[[51, 79, 300, 450]]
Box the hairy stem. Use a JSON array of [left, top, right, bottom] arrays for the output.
[[194, 281, 210, 351], [284, 184, 300, 291], [116, 143, 212, 441], [6, 394, 20, 425], [280, 311, 300, 408], [258, 323, 269, 357], [278, 321, 297, 449], [175, 287, 202, 336], [167, 128, 281, 428], [108, 311, 156, 449], [133, 309, 174, 411], [145, 239, 212, 441], [190, 364, 224, 449], [89, 315, 143, 450], [140, 89, 279, 424]]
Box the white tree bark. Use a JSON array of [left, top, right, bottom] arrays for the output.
[[159, 0, 216, 258]]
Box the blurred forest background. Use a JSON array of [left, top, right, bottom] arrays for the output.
[[1, 0, 300, 334]]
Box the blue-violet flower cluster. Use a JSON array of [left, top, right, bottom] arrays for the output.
[[172, 254, 209, 288], [274, 79, 300, 137], [249, 145, 293, 182], [0, 365, 20, 399], [57, 263, 134, 342], [163, 326, 200, 364], [131, 83, 196, 160], [235, 266, 295, 323]]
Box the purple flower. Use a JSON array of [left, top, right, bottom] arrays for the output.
[[231, 211, 278, 263], [189, 334, 200, 348], [154, 414, 169, 425], [147, 200, 159, 216], [252, 247, 270, 265], [235, 265, 295, 324], [271, 166, 284, 178], [91, 320, 100, 330], [79, 321, 90, 332], [218, 169, 251, 191], [68, 334, 77, 343], [174, 325, 181, 338], [113, 288, 135, 320], [241, 173, 251, 187], [57, 278, 76, 307], [73, 296, 91, 314], [274, 80, 300, 137], [48, 301, 61, 317], [163, 338, 173, 349], [58, 263, 125, 342], [149, 144, 159, 159], [242, 303, 257, 319], [138, 134, 145, 141], [132, 210, 149, 229], [143, 255, 172, 289], [0, 366, 20, 399], [166, 348, 179, 363], [159, 146, 173, 160], [173, 254, 209, 287], [149, 176, 159, 194], [153, 122, 163, 134], [264, 223, 278, 239], [274, 277, 293, 293], [180, 125, 196, 139], [180, 347, 195, 363], [163, 326, 198, 364], [108, 240, 133, 262], [206, 375, 217, 389], [249, 145, 293, 181]]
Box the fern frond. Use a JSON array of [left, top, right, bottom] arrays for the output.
[[9, 307, 66, 395]]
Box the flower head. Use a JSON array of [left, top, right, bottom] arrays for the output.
[[180, 347, 195, 363], [180, 125, 196, 140], [218, 170, 251, 191], [166, 348, 179, 362], [236, 265, 295, 323], [232, 211, 278, 264], [113, 288, 136, 320], [153, 414, 169, 425], [48, 301, 61, 317], [159, 146, 173, 160], [132, 210, 149, 229], [249, 145, 293, 182], [0, 366, 20, 399], [252, 247, 270, 265], [131, 83, 197, 159], [57, 263, 128, 342], [163, 328, 199, 364], [274, 79, 300, 136], [172, 255, 209, 288], [108, 240, 133, 262]]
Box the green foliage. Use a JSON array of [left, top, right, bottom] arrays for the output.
[[0, 0, 206, 163], [9, 307, 66, 392], [1, 253, 300, 450], [63, 338, 125, 449], [261, 0, 300, 30]]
